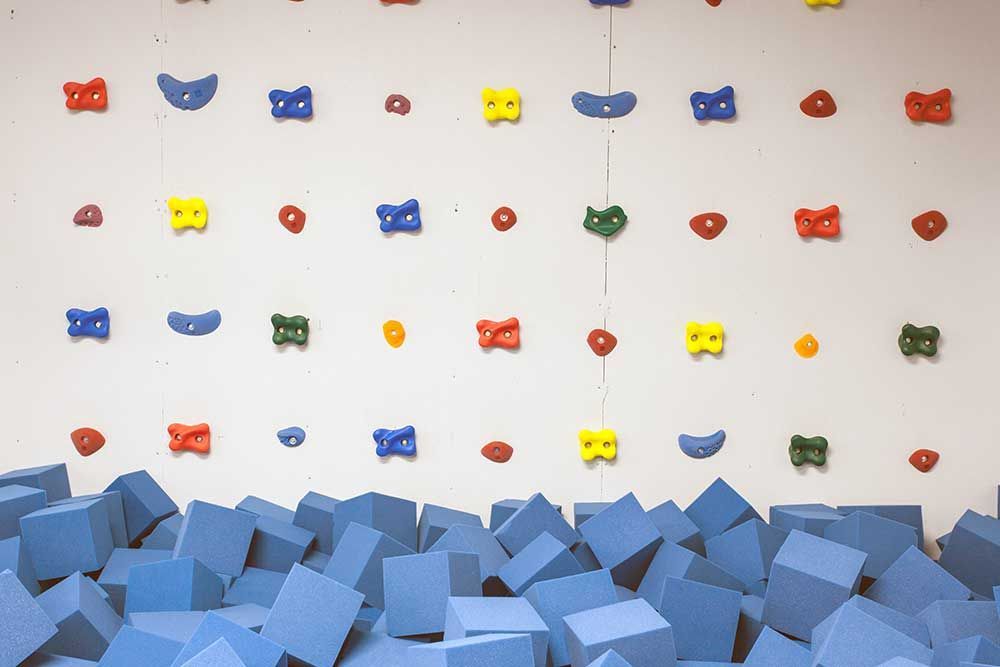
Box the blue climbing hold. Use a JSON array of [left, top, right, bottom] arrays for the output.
[[269, 85, 313, 119], [678, 429, 726, 459], [277, 427, 306, 448], [376, 199, 422, 233], [589, 0, 629, 5], [66, 307, 110, 339], [573, 91, 637, 118], [690, 86, 736, 121], [166, 310, 222, 337], [373, 425, 417, 457], [156, 73, 219, 111]]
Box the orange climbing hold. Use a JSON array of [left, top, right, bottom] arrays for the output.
[[689, 212, 728, 240], [795, 204, 840, 238], [905, 89, 952, 123], [168, 423, 211, 454], [481, 441, 513, 463], [383, 320, 406, 348], [63, 77, 107, 111], [278, 205, 306, 234], [477, 317, 520, 349], [70, 428, 105, 457], [587, 329, 618, 357], [491, 207, 517, 232], [794, 333, 820, 358], [800, 90, 837, 118], [911, 210, 947, 241], [908, 449, 939, 473]]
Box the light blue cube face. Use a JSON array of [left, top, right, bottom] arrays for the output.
[[939, 510, 1000, 598], [36, 572, 123, 661], [769, 504, 845, 537], [104, 470, 178, 545], [705, 519, 788, 589], [337, 631, 420, 666], [236, 496, 295, 523], [523, 569, 618, 666], [918, 600, 1000, 648], [684, 478, 761, 541], [647, 500, 704, 555], [221, 567, 287, 609], [142, 513, 184, 550], [0, 535, 39, 595], [125, 556, 222, 617], [864, 546, 971, 617], [838, 505, 924, 549], [578, 493, 663, 589], [493, 493, 578, 556], [98, 626, 184, 667], [293, 492, 339, 554], [20, 498, 114, 580], [823, 512, 918, 579], [417, 504, 483, 553], [499, 532, 583, 596], [332, 492, 417, 552], [428, 524, 510, 584], [50, 492, 129, 549], [383, 551, 482, 637], [245, 515, 315, 573], [0, 463, 71, 502], [654, 577, 741, 662], [324, 521, 414, 609], [575, 502, 612, 529], [564, 598, 677, 667], [0, 484, 48, 539], [811, 601, 933, 666], [408, 633, 535, 667], [167, 610, 287, 667], [97, 548, 173, 616], [0, 569, 58, 666], [444, 597, 549, 667], [173, 501, 257, 577], [744, 626, 810, 667]]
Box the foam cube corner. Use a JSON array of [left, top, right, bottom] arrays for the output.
[[20, 498, 114, 580], [221, 567, 287, 609], [939, 510, 1000, 598], [408, 633, 535, 667], [0, 569, 58, 667], [35, 571, 123, 661], [245, 515, 315, 573], [574, 502, 612, 530], [705, 518, 788, 591], [499, 531, 584, 596], [0, 463, 71, 502], [96, 548, 172, 615], [864, 545, 971, 617], [417, 503, 483, 553], [0, 535, 39, 595], [824, 511, 918, 579], [142, 513, 184, 551], [383, 550, 481, 637], [332, 492, 417, 552], [0, 484, 47, 540], [444, 596, 549, 667], [49, 491, 129, 549], [768, 503, 845, 536], [650, 576, 741, 661], [918, 599, 1000, 647], [647, 499, 705, 555], [838, 504, 924, 550], [292, 491, 339, 554], [683, 478, 762, 541], [177, 638, 246, 667], [167, 610, 287, 667], [493, 492, 578, 556], [336, 630, 421, 666], [637, 540, 743, 610], [323, 521, 414, 609], [173, 500, 257, 577], [97, 625, 184, 667], [124, 556, 223, 616], [427, 523, 510, 589], [564, 598, 677, 667], [811, 597, 933, 665], [743, 626, 810, 666], [103, 470, 178, 545], [578, 493, 662, 590], [235, 496, 294, 523]]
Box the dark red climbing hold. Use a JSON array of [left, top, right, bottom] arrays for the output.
[[491, 207, 517, 232], [905, 89, 952, 123], [385, 94, 411, 116], [71, 427, 106, 457], [278, 205, 306, 234], [705, 0, 722, 5], [481, 441, 513, 463], [587, 329, 618, 357], [73, 204, 103, 227], [911, 210, 947, 241], [800, 90, 837, 118], [690, 212, 728, 240], [908, 449, 939, 473], [63, 77, 107, 111]]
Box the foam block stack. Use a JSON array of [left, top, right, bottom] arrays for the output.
[[4, 466, 1000, 666]]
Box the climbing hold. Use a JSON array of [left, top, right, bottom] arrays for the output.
[[705, 0, 722, 5], [905, 89, 951, 123], [491, 207, 517, 232], [73, 204, 103, 227], [571, 91, 637, 119], [382, 320, 406, 348], [66, 307, 109, 339], [898, 323, 940, 357], [167, 310, 222, 337], [156, 73, 218, 111], [277, 427, 306, 448], [587, 329, 618, 357], [278, 205, 306, 234], [908, 449, 939, 473], [789, 435, 828, 467], [794, 333, 820, 358], [269, 85, 313, 119], [795, 204, 840, 238], [385, 94, 411, 116], [63, 78, 107, 111], [272, 314, 310, 346], [70, 428, 105, 457], [377, 199, 421, 233], [690, 86, 735, 121], [685, 322, 724, 355], [800, 90, 837, 118], [373, 425, 416, 458], [168, 197, 208, 230], [168, 423, 211, 454], [476, 317, 520, 349], [583, 205, 627, 238], [481, 441, 513, 463], [481, 88, 520, 122], [589, 0, 628, 5], [689, 212, 728, 240], [579, 429, 617, 462], [804, 0, 840, 5], [678, 430, 726, 459], [911, 210, 947, 241]]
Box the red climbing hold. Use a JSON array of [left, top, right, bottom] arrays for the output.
[[481, 441, 513, 463], [278, 205, 306, 234], [908, 448, 939, 473], [689, 212, 728, 240], [70, 427, 105, 457], [587, 329, 618, 357], [800, 90, 837, 118], [705, 0, 722, 5], [491, 207, 517, 232], [168, 423, 211, 454], [73, 204, 103, 227], [795, 204, 840, 238], [385, 94, 411, 116], [905, 89, 952, 123], [476, 317, 520, 349], [63, 78, 107, 111], [911, 210, 947, 241]]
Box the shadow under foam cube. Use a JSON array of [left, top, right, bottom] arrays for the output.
[[0, 569, 58, 666], [938, 510, 1000, 598], [292, 491, 339, 554], [499, 531, 583, 596], [0, 463, 71, 502], [444, 596, 549, 667], [683, 478, 762, 542], [20, 498, 114, 580], [863, 545, 971, 617], [173, 501, 257, 577], [418, 504, 483, 553], [578, 493, 662, 590], [323, 521, 414, 609], [564, 598, 677, 667], [103, 470, 178, 545], [823, 511, 918, 579], [36, 571, 123, 661], [409, 633, 535, 667], [124, 556, 223, 617], [383, 550, 481, 637], [493, 492, 578, 556]]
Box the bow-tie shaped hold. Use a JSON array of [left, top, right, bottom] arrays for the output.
[[579, 428, 617, 462], [905, 89, 952, 123], [795, 204, 840, 238], [168, 423, 211, 454], [168, 197, 208, 230], [269, 85, 313, 119], [66, 307, 110, 338], [898, 323, 940, 357], [377, 199, 422, 233], [272, 314, 309, 346], [482, 88, 520, 122], [789, 435, 828, 467], [477, 317, 520, 349], [686, 322, 724, 354], [373, 425, 417, 457], [690, 86, 735, 121], [63, 77, 107, 111]]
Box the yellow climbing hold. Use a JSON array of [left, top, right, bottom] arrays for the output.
[[794, 333, 820, 358], [382, 320, 406, 348], [686, 322, 724, 355], [579, 428, 617, 462], [804, 0, 840, 6], [482, 88, 520, 122], [168, 197, 208, 230]]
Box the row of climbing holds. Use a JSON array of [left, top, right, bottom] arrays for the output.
[[377, 199, 422, 233], [578, 429, 617, 462], [685, 321, 724, 355], [168, 422, 211, 454], [678, 430, 726, 459], [374, 425, 417, 458], [167, 197, 208, 230], [167, 310, 222, 337], [268, 85, 312, 119], [271, 314, 309, 346], [65, 307, 109, 339], [476, 318, 520, 349], [789, 435, 828, 467]]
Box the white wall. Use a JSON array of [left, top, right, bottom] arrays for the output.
[[2, 0, 998, 551]]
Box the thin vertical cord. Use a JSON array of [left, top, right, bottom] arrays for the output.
[[600, 6, 614, 499]]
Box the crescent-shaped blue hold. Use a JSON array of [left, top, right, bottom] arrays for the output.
[[157, 73, 219, 111], [373, 425, 417, 457], [277, 427, 306, 448], [167, 310, 222, 336], [269, 85, 313, 119], [376, 199, 422, 233], [678, 430, 726, 459], [66, 307, 110, 338], [573, 91, 638, 119]]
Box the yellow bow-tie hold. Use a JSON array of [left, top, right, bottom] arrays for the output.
[[168, 197, 208, 230], [579, 429, 617, 462], [686, 322, 724, 355], [482, 88, 520, 122]]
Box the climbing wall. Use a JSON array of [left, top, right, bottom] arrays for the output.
[[1, 0, 998, 551]]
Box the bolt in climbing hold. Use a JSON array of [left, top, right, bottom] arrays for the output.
[[277, 427, 306, 448]]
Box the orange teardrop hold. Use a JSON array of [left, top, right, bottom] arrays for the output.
[[481, 441, 513, 463], [71, 427, 106, 457], [794, 333, 819, 358]]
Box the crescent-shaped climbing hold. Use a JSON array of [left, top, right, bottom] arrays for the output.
[[491, 207, 517, 232], [794, 333, 819, 358], [571, 91, 637, 119], [377, 199, 422, 233], [587, 329, 618, 357], [690, 212, 728, 240], [269, 85, 313, 119], [66, 307, 110, 339], [277, 427, 306, 448], [373, 425, 417, 458], [385, 94, 411, 115], [73, 204, 103, 227], [678, 430, 726, 459], [911, 210, 947, 241], [383, 320, 406, 348], [63, 78, 107, 111], [908, 449, 939, 473], [278, 205, 306, 234], [157, 73, 219, 111], [800, 90, 837, 118], [70, 428, 106, 457], [168, 423, 211, 454], [481, 441, 513, 463], [690, 86, 735, 121], [795, 204, 840, 238], [167, 310, 222, 337], [168, 197, 208, 230]]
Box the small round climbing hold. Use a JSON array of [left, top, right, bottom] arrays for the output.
[[690, 212, 728, 240], [277, 427, 306, 448], [70, 427, 106, 457], [911, 210, 947, 242], [278, 205, 306, 234], [908, 449, 939, 473], [491, 207, 518, 232], [481, 441, 513, 463], [168, 423, 211, 454], [587, 329, 618, 357], [800, 90, 837, 118], [678, 430, 726, 459], [383, 320, 406, 348], [789, 435, 828, 467], [73, 204, 103, 227], [794, 333, 819, 358], [385, 94, 411, 116]]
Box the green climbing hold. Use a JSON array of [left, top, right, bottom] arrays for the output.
[[272, 313, 309, 346], [789, 435, 828, 467], [898, 323, 940, 357], [583, 205, 628, 238]]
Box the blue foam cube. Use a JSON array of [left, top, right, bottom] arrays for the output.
[[36, 572, 122, 661], [578, 493, 662, 590], [930, 635, 1000, 666], [0, 484, 47, 539], [126, 611, 206, 643], [168, 610, 287, 667], [575, 503, 612, 530], [21, 498, 114, 579], [733, 594, 765, 662], [221, 567, 286, 609], [919, 600, 1000, 647], [647, 500, 705, 556], [494, 492, 578, 556], [292, 492, 339, 554], [637, 540, 743, 609], [864, 546, 971, 616], [20, 654, 100, 666], [417, 504, 482, 552], [811, 598, 933, 665], [769, 503, 845, 536], [444, 596, 549, 667], [490, 499, 563, 533], [0, 463, 71, 502], [337, 630, 420, 666], [173, 501, 257, 577], [564, 598, 677, 667], [142, 513, 184, 550], [816, 595, 930, 647], [235, 497, 294, 524], [353, 605, 382, 632], [499, 531, 584, 596], [50, 492, 128, 549], [103, 470, 178, 545], [178, 638, 245, 667], [332, 492, 416, 552], [573, 541, 603, 573], [839, 504, 925, 551], [0, 569, 58, 666], [0, 535, 39, 595], [743, 626, 809, 666], [761, 529, 867, 640], [260, 563, 364, 667], [938, 533, 952, 551], [427, 524, 510, 589], [585, 650, 632, 667], [245, 515, 314, 573], [523, 569, 618, 666], [301, 549, 329, 574], [408, 633, 535, 666], [125, 556, 223, 616], [383, 550, 481, 637], [97, 626, 183, 667], [96, 548, 172, 615], [324, 522, 414, 608], [705, 519, 788, 590], [824, 511, 919, 579], [683, 478, 762, 541], [215, 604, 269, 633], [939, 511, 1000, 598], [652, 577, 740, 661]]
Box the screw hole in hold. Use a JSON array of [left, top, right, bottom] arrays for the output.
[[82, 436, 90, 444], [823, 219, 831, 227], [72, 92, 80, 100], [503, 331, 512, 338], [194, 210, 201, 217], [914, 101, 923, 110], [380, 439, 388, 447], [385, 214, 392, 223], [699, 102, 707, 110], [802, 218, 812, 227], [921, 455, 928, 463], [506, 101, 514, 109], [484, 330, 493, 337], [295, 328, 303, 336], [592, 216, 599, 224], [935, 103, 942, 111], [602, 104, 611, 113], [905, 337, 912, 344], [611, 215, 619, 223], [690, 334, 698, 342], [924, 339, 932, 346], [816, 98, 824, 108], [74, 319, 82, 326], [186, 322, 194, 331], [278, 326, 286, 334], [195, 435, 203, 443], [297, 100, 305, 109], [709, 334, 717, 342], [287, 212, 295, 222], [603, 441, 611, 448], [493, 446, 500, 455], [405, 214, 413, 222], [175, 433, 183, 441], [95, 321, 102, 328], [393, 99, 401, 108], [698, 447, 705, 455], [175, 210, 183, 217], [288, 437, 297, 445], [719, 101, 728, 109], [487, 101, 496, 110], [597, 336, 605, 345], [584, 441, 592, 448], [813, 448, 821, 456], [182, 92, 191, 101]]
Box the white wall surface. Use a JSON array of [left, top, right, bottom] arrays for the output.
[[2, 0, 998, 551]]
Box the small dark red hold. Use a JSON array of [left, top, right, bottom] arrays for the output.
[[491, 207, 517, 232], [481, 441, 513, 463], [800, 90, 837, 118], [689, 212, 727, 240], [71, 427, 106, 457], [278, 205, 306, 234], [385, 94, 411, 116], [705, 0, 722, 5], [908, 448, 939, 473], [73, 204, 103, 227], [587, 329, 618, 357], [63, 77, 107, 111], [911, 210, 947, 241]]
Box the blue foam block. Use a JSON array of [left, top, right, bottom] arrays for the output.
[[0, 535, 39, 595], [97, 548, 172, 615], [36, 572, 123, 661], [178, 638, 245, 666], [816, 595, 930, 647], [0, 484, 48, 539], [125, 556, 223, 616], [292, 492, 339, 554], [839, 505, 925, 551], [574, 541, 602, 572], [143, 514, 184, 550], [354, 605, 382, 632], [245, 515, 314, 573], [235, 497, 294, 524], [0, 463, 71, 502], [408, 633, 535, 666], [221, 567, 286, 609], [768, 503, 845, 536], [684, 478, 761, 541], [654, 577, 740, 661], [214, 604, 269, 633], [51, 492, 128, 549], [523, 569, 618, 666], [575, 503, 612, 530], [811, 598, 933, 665], [260, 563, 364, 667], [824, 511, 919, 579], [383, 550, 481, 637], [578, 493, 662, 590], [0, 569, 58, 666], [733, 594, 765, 662], [168, 610, 287, 667], [21, 654, 99, 666], [21, 499, 114, 579], [418, 504, 483, 552], [761, 529, 867, 640], [564, 598, 677, 667], [444, 596, 549, 667], [173, 501, 257, 577], [301, 549, 330, 574], [647, 500, 705, 555], [97, 625, 183, 667], [126, 611, 206, 643], [705, 519, 788, 590], [743, 626, 809, 666], [324, 522, 414, 608], [637, 540, 743, 610], [332, 492, 417, 552], [494, 492, 578, 556], [919, 600, 1000, 647], [338, 630, 420, 666], [938, 533, 952, 551], [427, 524, 510, 589], [864, 546, 971, 616], [499, 531, 584, 596], [930, 635, 1000, 666], [103, 470, 178, 545], [488, 499, 562, 532], [585, 650, 633, 667], [939, 511, 1000, 598]]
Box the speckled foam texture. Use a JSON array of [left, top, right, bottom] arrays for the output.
[[244, 515, 315, 574], [97, 548, 173, 615], [637, 540, 743, 611], [323, 521, 414, 609], [563, 598, 677, 667], [838, 505, 925, 550], [331, 492, 416, 553], [928, 634, 1000, 665], [574, 503, 612, 530], [178, 638, 245, 667], [0, 464, 71, 502], [743, 626, 810, 667], [810, 599, 933, 666], [499, 531, 583, 596], [939, 510, 1000, 599], [584, 649, 633, 667], [126, 611, 207, 644], [221, 567, 287, 609], [337, 630, 419, 666], [124, 556, 223, 617], [705, 519, 788, 589], [20, 499, 114, 580], [383, 550, 481, 637], [50, 492, 128, 549], [95, 625, 183, 667], [683, 478, 762, 541], [292, 492, 339, 555], [443, 596, 549, 667], [173, 501, 256, 578], [864, 546, 972, 617], [235, 497, 294, 524], [408, 633, 535, 667], [489, 500, 563, 533], [578, 493, 663, 590], [0, 484, 48, 540], [103, 470, 178, 545], [0, 534, 40, 595], [768, 504, 845, 537], [168, 610, 286, 667], [733, 594, 765, 662], [647, 500, 705, 555], [918, 600, 1000, 647], [651, 576, 741, 661], [427, 524, 510, 585], [493, 493, 578, 556], [418, 504, 483, 553], [0, 568, 58, 666], [36, 572, 123, 661], [814, 595, 930, 647], [824, 511, 920, 579]]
